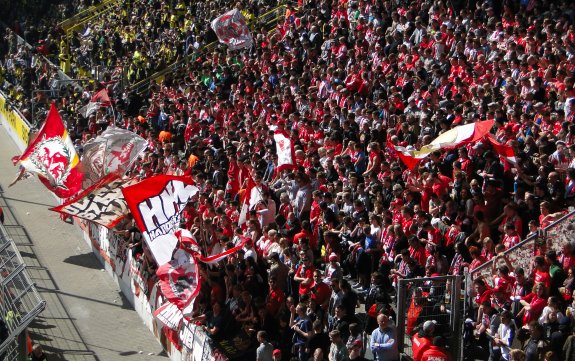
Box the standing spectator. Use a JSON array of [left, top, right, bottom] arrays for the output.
[[257, 330, 274, 361], [370, 313, 399, 361], [421, 336, 452, 361], [328, 329, 348, 361]]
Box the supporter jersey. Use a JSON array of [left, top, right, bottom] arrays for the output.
[[421, 346, 453, 361]]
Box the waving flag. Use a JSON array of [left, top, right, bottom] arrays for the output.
[[13, 103, 83, 198], [274, 130, 297, 173], [486, 133, 516, 169], [82, 127, 147, 185], [393, 119, 494, 169], [156, 229, 247, 317], [156, 248, 201, 311], [238, 176, 263, 225], [122, 175, 199, 265], [79, 88, 112, 118], [50, 174, 136, 228], [211, 9, 253, 50]]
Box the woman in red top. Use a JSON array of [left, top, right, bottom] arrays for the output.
[[518, 282, 547, 326]]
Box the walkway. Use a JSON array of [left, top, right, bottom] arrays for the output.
[[0, 126, 166, 361]]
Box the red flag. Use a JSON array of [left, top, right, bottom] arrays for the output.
[[121, 175, 199, 265], [79, 88, 112, 118], [273, 130, 297, 173], [486, 134, 516, 170], [14, 103, 83, 198], [91, 88, 111, 107]]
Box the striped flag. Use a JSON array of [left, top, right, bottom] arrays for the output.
[[392, 119, 495, 169]]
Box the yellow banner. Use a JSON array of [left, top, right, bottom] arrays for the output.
[[0, 95, 30, 146]]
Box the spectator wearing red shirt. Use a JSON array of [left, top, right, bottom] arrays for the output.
[[518, 282, 548, 326], [310, 270, 331, 313], [502, 223, 521, 250], [412, 320, 435, 361], [532, 256, 551, 289], [421, 336, 452, 361], [266, 276, 285, 317], [408, 236, 427, 269], [473, 278, 493, 323], [294, 256, 315, 297]]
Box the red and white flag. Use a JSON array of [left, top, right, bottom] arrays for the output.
[[81, 127, 147, 186], [121, 175, 199, 265], [392, 119, 494, 169], [211, 9, 253, 50], [13, 103, 83, 198], [486, 133, 516, 168], [274, 130, 297, 173], [156, 247, 201, 311], [156, 229, 247, 315], [79, 88, 112, 118], [238, 176, 263, 225]]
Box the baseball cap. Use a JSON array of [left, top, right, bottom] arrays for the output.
[[423, 320, 437, 332], [273, 349, 281, 356]]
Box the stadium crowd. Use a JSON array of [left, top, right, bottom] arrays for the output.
[[4, 0, 575, 360]]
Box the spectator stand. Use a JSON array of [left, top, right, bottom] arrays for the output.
[[130, 4, 293, 95], [0, 215, 46, 360], [396, 274, 463, 361]]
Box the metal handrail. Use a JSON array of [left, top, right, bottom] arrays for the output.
[[59, 0, 119, 32], [468, 209, 575, 276], [66, 0, 119, 33]]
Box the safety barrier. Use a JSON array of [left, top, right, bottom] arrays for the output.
[[59, 0, 119, 32], [469, 209, 575, 282], [396, 275, 463, 360], [0, 220, 46, 360]]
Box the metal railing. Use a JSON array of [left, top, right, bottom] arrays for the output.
[[396, 275, 463, 360], [0, 223, 46, 360], [59, 0, 119, 32]]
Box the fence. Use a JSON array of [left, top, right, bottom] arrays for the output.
[[469, 209, 575, 283], [0, 221, 46, 360], [396, 275, 463, 360], [59, 0, 119, 32]]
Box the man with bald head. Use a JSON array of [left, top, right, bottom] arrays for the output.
[[370, 314, 399, 361]]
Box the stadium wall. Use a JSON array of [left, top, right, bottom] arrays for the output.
[[0, 92, 30, 151], [0, 92, 221, 361]]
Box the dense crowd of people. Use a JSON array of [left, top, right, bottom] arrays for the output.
[[4, 0, 575, 360]]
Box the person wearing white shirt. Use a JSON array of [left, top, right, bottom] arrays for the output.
[[493, 310, 516, 361]]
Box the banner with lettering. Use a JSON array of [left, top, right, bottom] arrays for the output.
[[154, 302, 184, 331], [121, 175, 199, 265], [51, 173, 136, 228]]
